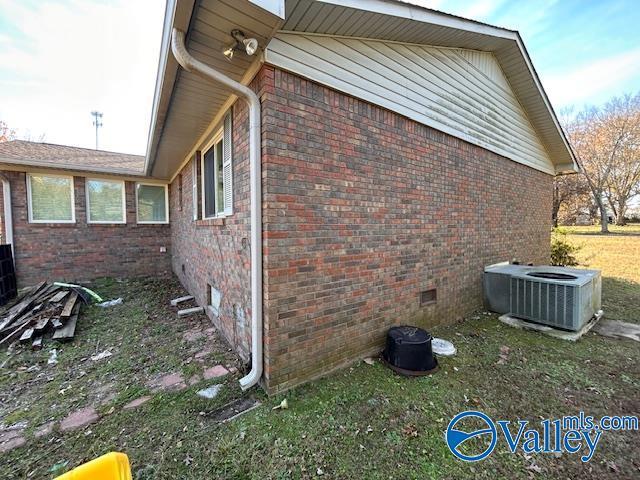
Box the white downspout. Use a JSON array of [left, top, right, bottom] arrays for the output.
[[0, 173, 14, 252], [171, 28, 263, 391]]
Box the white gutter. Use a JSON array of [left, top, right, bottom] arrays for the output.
[[0, 173, 14, 251], [171, 28, 263, 391]]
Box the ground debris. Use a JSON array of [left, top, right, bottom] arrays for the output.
[[0, 281, 98, 353], [90, 350, 113, 361]]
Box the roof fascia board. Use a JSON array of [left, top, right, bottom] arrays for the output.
[[512, 33, 579, 172], [315, 0, 518, 40], [144, 0, 196, 176]]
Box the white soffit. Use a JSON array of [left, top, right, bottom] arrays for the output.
[[146, 0, 283, 179]]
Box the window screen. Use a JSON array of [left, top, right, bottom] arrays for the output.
[[136, 184, 167, 223], [86, 179, 125, 223], [203, 147, 217, 218], [28, 174, 74, 222]]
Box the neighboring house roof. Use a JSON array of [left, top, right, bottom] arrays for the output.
[[0, 140, 145, 176], [146, 0, 578, 179]]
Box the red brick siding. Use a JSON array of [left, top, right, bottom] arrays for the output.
[[0, 171, 171, 287], [168, 69, 271, 360], [260, 66, 553, 393]]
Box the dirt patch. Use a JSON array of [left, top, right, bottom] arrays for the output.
[[206, 397, 261, 422]]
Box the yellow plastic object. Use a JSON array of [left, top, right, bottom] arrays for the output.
[[55, 452, 132, 480]]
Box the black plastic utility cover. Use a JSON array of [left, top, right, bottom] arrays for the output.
[[383, 326, 438, 373]]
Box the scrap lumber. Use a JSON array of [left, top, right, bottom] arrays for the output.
[[0, 319, 33, 346], [0, 280, 92, 350], [53, 303, 80, 342], [60, 292, 79, 319], [177, 306, 204, 317], [34, 318, 49, 332], [19, 328, 34, 343], [0, 281, 46, 331], [170, 295, 194, 307], [49, 291, 69, 304]]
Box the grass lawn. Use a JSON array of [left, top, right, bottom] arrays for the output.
[[564, 224, 640, 322], [1, 231, 639, 479]]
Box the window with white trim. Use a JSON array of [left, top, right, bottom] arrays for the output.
[[136, 183, 169, 224], [86, 179, 126, 224], [27, 174, 75, 223], [201, 112, 233, 218]]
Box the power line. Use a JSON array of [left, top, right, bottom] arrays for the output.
[[91, 111, 103, 150]]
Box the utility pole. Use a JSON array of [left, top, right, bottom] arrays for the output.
[[91, 111, 103, 149]]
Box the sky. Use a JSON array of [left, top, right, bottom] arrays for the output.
[[0, 0, 639, 155]]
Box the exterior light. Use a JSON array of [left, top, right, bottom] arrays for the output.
[[222, 29, 258, 60], [243, 37, 258, 56], [222, 44, 235, 60]]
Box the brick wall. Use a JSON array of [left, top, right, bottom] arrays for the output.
[[0, 171, 171, 287], [260, 66, 553, 393], [168, 69, 271, 361]]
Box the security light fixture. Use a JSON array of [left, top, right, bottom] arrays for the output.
[[222, 29, 259, 60]]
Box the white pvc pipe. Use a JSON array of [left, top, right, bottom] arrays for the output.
[[171, 28, 263, 391], [0, 173, 14, 252]]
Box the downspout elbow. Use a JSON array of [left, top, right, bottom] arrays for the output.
[[171, 28, 263, 391]]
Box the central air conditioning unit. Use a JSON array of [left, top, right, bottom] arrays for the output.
[[483, 264, 601, 332]]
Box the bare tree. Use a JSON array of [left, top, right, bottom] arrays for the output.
[[0, 121, 16, 143], [563, 95, 639, 233], [553, 173, 590, 227], [603, 94, 640, 225]]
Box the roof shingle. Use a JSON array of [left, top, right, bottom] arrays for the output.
[[0, 140, 144, 175]]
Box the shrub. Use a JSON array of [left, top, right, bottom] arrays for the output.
[[550, 228, 581, 266]]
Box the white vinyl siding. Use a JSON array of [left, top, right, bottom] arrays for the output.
[[136, 183, 169, 224], [265, 32, 555, 174], [27, 174, 75, 223], [86, 179, 126, 224]]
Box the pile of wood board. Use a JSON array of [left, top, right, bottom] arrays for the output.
[[0, 282, 84, 349]]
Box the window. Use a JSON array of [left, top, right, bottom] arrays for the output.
[[177, 173, 183, 212], [136, 183, 168, 223], [27, 174, 75, 223], [86, 179, 126, 223], [201, 112, 233, 218]]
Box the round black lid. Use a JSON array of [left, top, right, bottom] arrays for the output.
[[387, 325, 432, 345]]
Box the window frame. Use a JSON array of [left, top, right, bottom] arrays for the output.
[[135, 182, 170, 224], [85, 178, 127, 225], [200, 128, 225, 220], [26, 173, 76, 224]]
